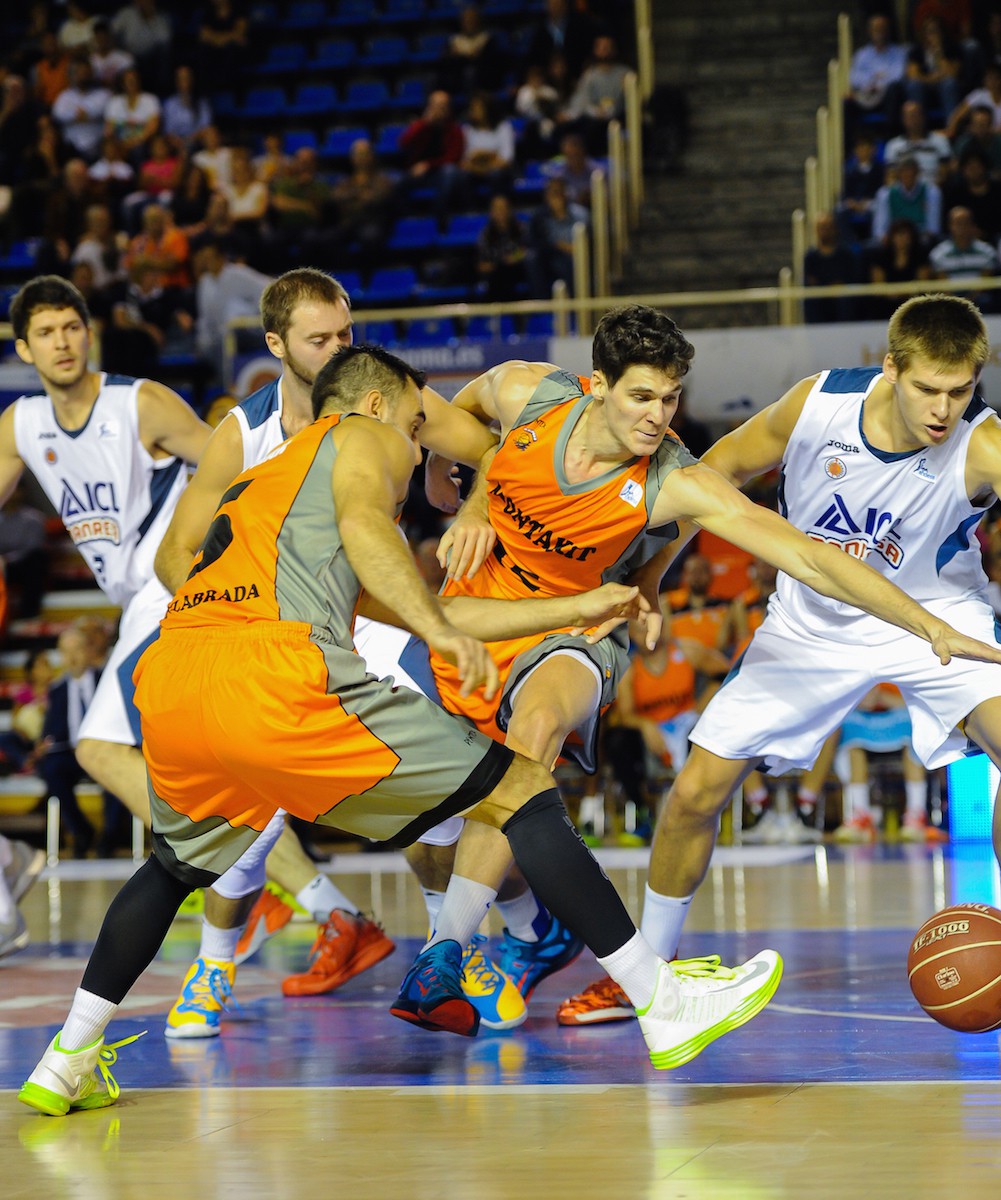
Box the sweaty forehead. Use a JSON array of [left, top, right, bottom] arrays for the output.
[[288, 298, 351, 336], [28, 307, 84, 333]]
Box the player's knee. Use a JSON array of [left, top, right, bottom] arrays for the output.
[[506, 698, 570, 764], [476, 754, 555, 825], [667, 759, 731, 824]]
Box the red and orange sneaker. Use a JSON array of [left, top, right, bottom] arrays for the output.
[[234, 887, 295, 965], [556, 976, 635, 1026], [282, 910, 395, 997]]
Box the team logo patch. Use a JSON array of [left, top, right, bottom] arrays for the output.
[[98, 421, 118, 440], [824, 457, 848, 480], [619, 479, 643, 508], [44, 448, 57, 465], [913, 456, 937, 482], [513, 427, 538, 451]]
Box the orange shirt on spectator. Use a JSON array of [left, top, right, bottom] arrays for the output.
[[124, 225, 191, 289]]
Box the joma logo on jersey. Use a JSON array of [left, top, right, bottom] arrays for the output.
[[59, 479, 120, 519], [826, 439, 860, 453], [808, 494, 904, 568]]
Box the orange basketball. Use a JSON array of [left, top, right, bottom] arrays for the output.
[[907, 904, 1001, 1032]]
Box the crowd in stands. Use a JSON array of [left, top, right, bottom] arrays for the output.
[[811, 3, 1001, 321], [0, 0, 633, 383]]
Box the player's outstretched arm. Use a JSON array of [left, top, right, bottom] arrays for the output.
[[436, 445, 498, 581], [136, 379, 212, 465], [420, 386, 498, 469], [663, 461, 1001, 667], [335, 419, 498, 699], [154, 415, 246, 593]]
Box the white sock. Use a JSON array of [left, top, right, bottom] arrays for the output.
[[843, 782, 871, 821], [61, 988, 119, 1050], [597, 930, 662, 1011], [0, 870, 14, 923], [198, 919, 241, 963], [295, 874, 359, 923], [425, 875, 496, 950], [905, 780, 927, 817], [420, 887, 445, 933], [639, 885, 692, 961], [746, 786, 768, 812], [495, 889, 545, 942]]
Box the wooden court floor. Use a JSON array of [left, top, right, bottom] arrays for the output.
[[3, 842, 1001, 1199]]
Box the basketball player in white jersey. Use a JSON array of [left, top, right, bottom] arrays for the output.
[[0, 276, 210, 834], [562, 292, 1001, 1022]]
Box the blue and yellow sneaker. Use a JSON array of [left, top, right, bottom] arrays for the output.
[[497, 912, 585, 1000], [164, 957, 237, 1039], [461, 936, 527, 1031], [389, 939, 479, 1036], [19, 1030, 146, 1116]]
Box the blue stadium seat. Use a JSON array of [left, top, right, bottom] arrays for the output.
[[0, 239, 40, 273], [385, 216, 439, 253], [313, 38, 357, 70], [512, 159, 547, 200], [329, 0, 378, 28], [362, 267, 420, 305], [465, 315, 517, 341], [382, 0, 427, 25], [525, 313, 563, 338], [239, 86, 286, 120], [404, 317, 458, 344], [354, 318, 400, 344], [286, 1, 327, 29], [410, 31, 449, 64], [319, 125, 369, 161], [248, 1, 280, 28], [334, 270, 363, 296], [283, 129, 319, 154], [438, 212, 489, 249], [287, 83, 339, 119], [341, 80, 393, 116], [256, 43, 308, 75], [359, 35, 409, 68], [392, 77, 429, 112], [374, 122, 406, 158]]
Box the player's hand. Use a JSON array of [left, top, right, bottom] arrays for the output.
[[582, 571, 663, 650], [424, 452, 462, 514], [568, 584, 652, 641], [930, 624, 1001, 667], [426, 624, 500, 700], [437, 513, 496, 581]]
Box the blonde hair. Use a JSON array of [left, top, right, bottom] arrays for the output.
[[886, 294, 990, 374]]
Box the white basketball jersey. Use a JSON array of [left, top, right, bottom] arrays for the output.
[[13, 373, 188, 608], [228, 377, 284, 473], [774, 367, 995, 641]]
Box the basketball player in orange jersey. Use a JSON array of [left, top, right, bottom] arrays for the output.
[[18, 345, 784, 1116], [393, 302, 1001, 1024]]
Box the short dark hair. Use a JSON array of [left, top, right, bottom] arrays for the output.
[[311, 344, 427, 420], [591, 304, 695, 386], [260, 268, 351, 343], [10, 276, 90, 342]]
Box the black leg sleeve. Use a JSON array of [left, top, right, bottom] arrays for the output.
[[502, 789, 636, 959], [80, 855, 196, 1004]]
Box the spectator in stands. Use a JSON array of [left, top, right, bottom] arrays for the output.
[[560, 33, 631, 156], [36, 626, 102, 858], [329, 137, 396, 264], [514, 60, 563, 159], [0, 75, 40, 185], [803, 210, 862, 324], [972, 9, 1001, 77], [526, 0, 594, 78], [266, 144, 331, 265], [946, 61, 1001, 140], [110, 0, 172, 93], [953, 103, 1001, 177], [32, 30, 71, 109], [9, 114, 67, 238], [476, 192, 528, 301], [103, 65, 160, 165], [884, 98, 953, 184], [38, 156, 97, 274], [123, 200, 191, 288], [835, 130, 884, 242], [440, 4, 501, 96], [103, 257, 195, 374], [189, 189, 238, 253], [58, 2, 98, 52], [218, 144, 268, 262], [71, 202, 127, 291], [942, 146, 1001, 242], [89, 19, 134, 89], [871, 154, 942, 243], [191, 122, 232, 189], [252, 132, 290, 186], [399, 89, 464, 217], [51, 57, 111, 163], [0, 649, 54, 774], [192, 236, 271, 378], [905, 15, 963, 120], [197, 0, 248, 94], [12, 1, 54, 78], [170, 158, 212, 237], [928, 203, 999, 307], [529, 175, 589, 296], [162, 64, 212, 154], [120, 129, 181, 231], [867, 217, 932, 317], [87, 133, 135, 215], [460, 91, 516, 202], [844, 11, 908, 140], [665, 551, 733, 654], [542, 131, 599, 208]]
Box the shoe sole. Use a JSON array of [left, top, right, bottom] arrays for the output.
[[557, 1006, 635, 1026], [473, 1004, 528, 1031], [10, 847, 45, 903], [388, 996, 480, 1036], [647, 957, 784, 1069], [164, 1023, 222, 1040], [17, 1081, 116, 1116], [281, 935, 396, 997]]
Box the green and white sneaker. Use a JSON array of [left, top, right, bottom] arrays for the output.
[[18, 1030, 145, 1116], [637, 950, 783, 1070]]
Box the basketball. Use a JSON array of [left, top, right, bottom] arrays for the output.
[[907, 904, 1001, 1032]]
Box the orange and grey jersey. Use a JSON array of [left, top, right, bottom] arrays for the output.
[[453, 368, 697, 604], [163, 412, 366, 659]]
